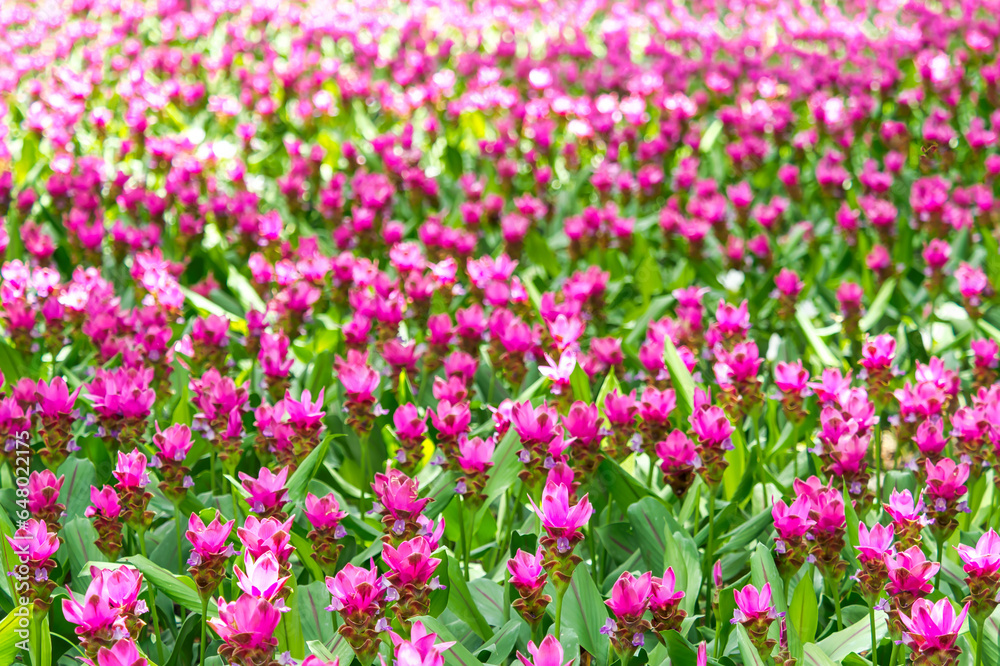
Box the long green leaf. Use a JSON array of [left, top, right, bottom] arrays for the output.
[[662, 337, 695, 415], [795, 308, 839, 368], [789, 576, 819, 645], [815, 612, 887, 662], [286, 435, 334, 505], [411, 615, 486, 666], [121, 555, 212, 616], [560, 560, 608, 666], [446, 555, 493, 641]]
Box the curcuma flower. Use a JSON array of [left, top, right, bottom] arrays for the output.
[[151, 422, 194, 501], [955, 529, 1000, 619], [86, 485, 124, 559], [650, 567, 686, 634], [604, 571, 652, 658], [884, 489, 926, 549], [900, 598, 968, 666], [856, 522, 894, 603], [772, 495, 814, 578], [7, 519, 60, 613], [383, 536, 443, 623], [113, 450, 153, 530], [326, 561, 388, 665], [516, 635, 573, 666], [239, 465, 290, 519], [208, 594, 283, 666], [530, 481, 594, 592], [372, 467, 432, 544], [385, 620, 455, 666], [186, 512, 235, 598], [655, 430, 698, 498], [732, 583, 777, 659], [924, 458, 969, 541], [34, 376, 80, 468], [27, 470, 65, 529], [234, 551, 290, 606], [508, 549, 551, 628], [304, 492, 348, 573], [93, 638, 148, 666]]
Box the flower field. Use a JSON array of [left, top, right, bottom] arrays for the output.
[[2, 0, 1000, 666]]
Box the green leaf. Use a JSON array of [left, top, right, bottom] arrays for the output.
[[561, 560, 609, 666], [475, 618, 523, 665], [297, 581, 334, 644], [63, 518, 106, 585], [789, 577, 819, 645], [662, 514, 701, 615], [446, 555, 493, 641], [803, 643, 840, 666], [56, 457, 97, 522], [626, 497, 669, 573], [662, 337, 695, 416], [570, 362, 592, 404], [121, 555, 212, 616], [0, 610, 26, 665], [467, 579, 505, 628], [815, 612, 887, 662], [286, 435, 334, 505], [278, 577, 306, 659], [860, 278, 896, 332], [750, 544, 787, 614], [795, 308, 839, 368]]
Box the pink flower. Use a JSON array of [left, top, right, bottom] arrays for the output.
[[732, 583, 776, 623], [924, 458, 969, 503], [530, 482, 594, 551], [955, 529, 1000, 577], [508, 549, 546, 592], [8, 518, 59, 567], [304, 492, 347, 534], [235, 551, 290, 602], [859, 334, 896, 371], [606, 571, 652, 620], [385, 620, 455, 666], [113, 450, 150, 489], [516, 635, 573, 666], [239, 466, 290, 517], [689, 406, 734, 448], [187, 513, 235, 562], [237, 515, 295, 565], [650, 568, 685, 610], [326, 561, 386, 617], [383, 537, 441, 586], [857, 522, 895, 564], [152, 422, 193, 463], [95, 639, 147, 666], [773, 361, 810, 394], [772, 496, 815, 540], [27, 470, 64, 521], [900, 598, 968, 654], [372, 468, 431, 522], [208, 594, 282, 656], [886, 546, 940, 597], [456, 436, 495, 474]]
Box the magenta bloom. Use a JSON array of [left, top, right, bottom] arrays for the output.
[[187, 513, 236, 562], [900, 598, 968, 654], [606, 571, 653, 620], [956, 529, 1000, 577], [239, 466, 290, 517], [382, 537, 442, 586], [27, 470, 64, 523], [530, 481, 594, 550], [208, 594, 282, 663], [94, 639, 147, 666], [326, 561, 387, 617], [237, 515, 295, 565], [508, 549, 546, 592], [925, 458, 969, 502], [689, 405, 734, 448], [8, 518, 60, 567], [516, 635, 573, 666], [385, 620, 455, 666], [113, 450, 150, 489], [773, 361, 809, 394], [456, 436, 495, 475], [886, 546, 940, 597], [650, 568, 685, 611], [152, 422, 193, 463], [732, 583, 776, 624], [235, 551, 289, 603], [304, 492, 348, 534], [857, 522, 895, 563]]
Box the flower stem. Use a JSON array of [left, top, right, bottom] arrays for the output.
[[173, 501, 185, 574], [888, 640, 899, 666], [704, 487, 717, 614], [874, 414, 882, 504], [139, 527, 166, 665], [975, 616, 986, 666], [359, 433, 370, 506], [554, 587, 566, 640], [935, 538, 944, 591], [210, 451, 218, 496], [830, 576, 843, 630], [460, 499, 471, 581], [200, 595, 209, 665], [869, 605, 878, 666]]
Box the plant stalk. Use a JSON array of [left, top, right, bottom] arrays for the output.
[[139, 527, 167, 665]]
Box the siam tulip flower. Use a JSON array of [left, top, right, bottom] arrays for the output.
[[27, 470, 65, 529], [530, 481, 594, 592], [809, 368, 853, 406], [217, 408, 246, 473], [713, 299, 750, 346], [508, 549, 551, 628], [655, 431, 698, 498], [151, 422, 194, 502], [63, 589, 129, 658], [808, 483, 848, 579], [7, 519, 59, 613], [93, 638, 147, 666], [603, 389, 638, 467], [955, 530, 1000, 619], [826, 434, 872, 507], [384, 620, 455, 666], [234, 551, 290, 605], [859, 334, 896, 406], [837, 282, 864, 339], [689, 405, 734, 486], [326, 561, 388, 664], [637, 387, 676, 453], [372, 467, 432, 544], [187, 512, 236, 597], [339, 356, 381, 435], [239, 466, 290, 519], [516, 635, 573, 666], [731, 583, 777, 659], [87, 367, 156, 450], [604, 571, 652, 658], [649, 567, 687, 634], [86, 485, 124, 559], [923, 458, 969, 540], [971, 339, 999, 388], [773, 361, 810, 423], [112, 450, 153, 531], [237, 514, 295, 568], [34, 376, 80, 468], [429, 399, 472, 466], [772, 496, 815, 578], [713, 340, 764, 417], [383, 536, 443, 622], [913, 418, 949, 467], [886, 545, 941, 634], [302, 658, 340, 666], [393, 402, 427, 473], [305, 492, 348, 572], [208, 594, 282, 666], [956, 263, 989, 318], [561, 402, 604, 474], [885, 489, 927, 549], [856, 522, 894, 602], [773, 268, 803, 319], [84, 565, 147, 640], [899, 598, 968, 666], [282, 388, 327, 462], [456, 436, 495, 502]]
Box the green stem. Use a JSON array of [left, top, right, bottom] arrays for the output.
[[889, 640, 900, 666], [359, 433, 370, 506], [458, 506, 470, 581], [174, 501, 185, 574], [704, 487, 717, 619], [210, 451, 218, 497], [30, 611, 41, 666], [870, 604, 879, 666], [200, 595, 209, 666], [874, 414, 882, 503], [975, 616, 986, 666], [229, 477, 243, 524], [555, 587, 566, 640], [935, 538, 944, 591], [139, 528, 167, 665], [831, 577, 844, 631]]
